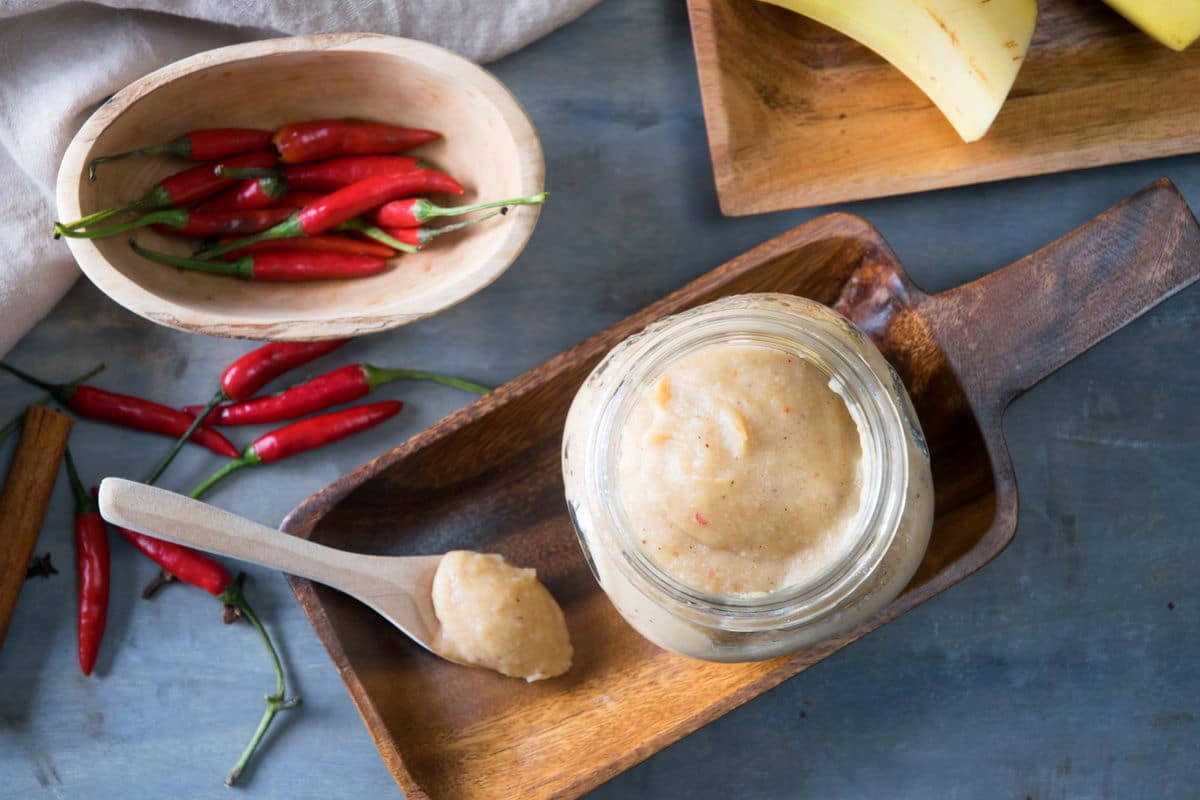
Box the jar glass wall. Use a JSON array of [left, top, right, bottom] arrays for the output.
[[562, 294, 934, 661]]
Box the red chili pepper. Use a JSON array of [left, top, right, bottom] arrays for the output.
[[189, 401, 403, 497], [0, 362, 239, 458], [370, 191, 547, 228], [221, 157, 431, 192], [273, 192, 329, 210], [292, 172, 468, 232], [217, 234, 394, 259], [60, 207, 295, 240], [186, 363, 488, 426], [194, 175, 288, 214], [222, 340, 351, 402], [60, 151, 279, 232], [282, 156, 427, 190], [94, 485, 296, 785], [375, 210, 504, 250], [92, 476, 233, 596], [193, 170, 464, 259], [118, 523, 233, 596], [144, 338, 350, 484], [0, 363, 105, 449], [65, 451, 109, 677], [130, 241, 389, 281], [273, 119, 439, 164], [87, 128, 273, 180]]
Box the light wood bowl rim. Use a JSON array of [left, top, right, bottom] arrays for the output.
[[55, 33, 544, 340]]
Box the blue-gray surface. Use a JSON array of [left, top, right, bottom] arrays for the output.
[[2, 1, 1198, 798]]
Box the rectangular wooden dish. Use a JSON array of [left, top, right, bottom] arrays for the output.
[[687, 0, 1200, 215], [281, 181, 1200, 799]]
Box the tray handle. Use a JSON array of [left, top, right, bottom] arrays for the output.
[[922, 179, 1200, 416]]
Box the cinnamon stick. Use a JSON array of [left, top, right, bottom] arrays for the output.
[[0, 405, 73, 648]]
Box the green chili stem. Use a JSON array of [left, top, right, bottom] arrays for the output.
[[191, 216, 305, 260], [188, 457, 252, 498], [143, 388, 226, 486], [0, 361, 60, 393], [335, 219, 419, 253], [419, 210, 503, 245], [219, 574, 301, 786], [215, 166, 281, 180], [57, 197, 152, 232], [88, 144, 176, 181], [417, 191, 548, 223], [130, 241, 249, 278], [62, 448, 96, 514], [0, 363, 104, 448], [363, 365, 491, 395], [58, 209, 185, 240]]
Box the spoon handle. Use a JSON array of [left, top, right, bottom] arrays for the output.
[[98, 477, 383, 594]]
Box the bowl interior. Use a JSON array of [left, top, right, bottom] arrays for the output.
[[60, 38, 541, 339]]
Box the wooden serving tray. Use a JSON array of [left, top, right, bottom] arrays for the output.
[[687, 0, 1200, 215], [281, 180, 1200, 799]]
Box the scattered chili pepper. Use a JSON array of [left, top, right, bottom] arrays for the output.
[[105, 506, 298, 784], [64, 450, 109, 676], [186, 363, 488, 426], [94, 479, 298, 780], [87, 128, 273, 180], [26, 553, 58, 580], [0, 363, 105, 448], [130, 240, 390, 281], [143, 339, 349, 492], [376, 210, 504, 250], [221, 157, 431, 192], [272, 119, 439, 164], [216, 234, 394, 259], [59, 207, 296, 240], [115, 520, 233, 596], [194, 175, 288, 214], [193, 170, 464, 259], [221, 340, 351, 402], [188, 401, 403, 497], [371, 191, 547, 228], [59, 150, 279, 232], [0, 362, 239, 458]]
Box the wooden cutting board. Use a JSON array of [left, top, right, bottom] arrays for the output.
[[281, 180, 1200, 799], [688, 0, 1200, 216]]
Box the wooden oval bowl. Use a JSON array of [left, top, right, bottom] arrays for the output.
[[55, 34, 544, 340]]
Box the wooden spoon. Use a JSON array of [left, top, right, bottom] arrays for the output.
[[97, 477, 449, 659]]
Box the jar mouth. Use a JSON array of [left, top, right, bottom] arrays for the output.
[[587, 295, 910, 633]]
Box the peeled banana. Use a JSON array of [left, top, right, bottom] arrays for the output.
[[1103, 0, 1200, 51], [759, 0, 1038, 143]]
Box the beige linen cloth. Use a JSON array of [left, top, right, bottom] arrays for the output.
[[0, 0, 600, 357]]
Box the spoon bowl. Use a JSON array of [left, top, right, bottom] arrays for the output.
[[97, 478, 449, 658]]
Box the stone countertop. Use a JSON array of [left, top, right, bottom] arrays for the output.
[[1, 1, 1197, 798]]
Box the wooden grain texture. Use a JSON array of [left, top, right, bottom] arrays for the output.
[[56, 33, 544, 341], [687, 0, 1200, 215], [0, 406, 73, 648], [280, 180, 1200, 799]]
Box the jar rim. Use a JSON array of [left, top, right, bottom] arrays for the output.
[[583, 294, 911, 633]]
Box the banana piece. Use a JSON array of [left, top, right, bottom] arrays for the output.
[[759, 0, 1038, 143], [1103, 0, 1200, 51]]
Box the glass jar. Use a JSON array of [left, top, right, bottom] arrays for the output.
[[561, 294, 934, 662]]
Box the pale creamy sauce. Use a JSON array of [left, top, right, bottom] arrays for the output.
[[431, 551, 572, 681], [616, 345, 866, 596]]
